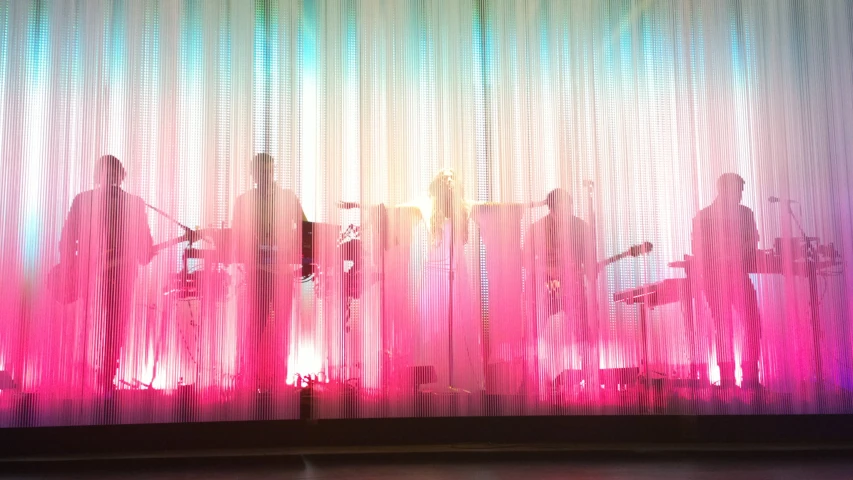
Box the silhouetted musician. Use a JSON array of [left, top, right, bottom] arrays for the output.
[[58, 155, 156, 395], [524, 188, 596, 393], [691, 173, 761, 390], [232, 153, 306, 392]]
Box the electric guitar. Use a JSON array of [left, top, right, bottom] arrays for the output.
[[543, 242, 653, 316], [48, 230, 199, 304]]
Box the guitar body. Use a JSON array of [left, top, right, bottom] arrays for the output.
[[543, 270, 568, 318], [47, 231, 195, 305], [542, 265, 586, 318], [47, 261, 80, 305]]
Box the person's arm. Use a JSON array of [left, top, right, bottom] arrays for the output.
[[289, 191, 306, 264], [690, 214, 702, 258], [231, 194, 247, 265], [393, 202, 425, 220], [522, 222, 538, 274], [743, 208, 760, 267], [470, 199, 546, 218], [59, 196, 80, 264], [747, 209, 760, 250], [690, 212, 708, 281], [296, 193, 307, 222], [136, 198, 156, 265], [339, 200, 423, 221], [583, 219, 597, 279]]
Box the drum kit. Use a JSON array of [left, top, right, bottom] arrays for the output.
[[171, 221, 365, 338], [143, 222, 367, 388], [171, 221, 365, 297]]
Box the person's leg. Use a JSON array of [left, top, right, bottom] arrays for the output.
[[737, 275, 762, 389], [100, 273, 132, 395], [244, 272, 271, 391], [706, 282, 736, 388], [564, 281, 594, 395], [682, 278, 707, 385], [575, 295, 595, 392], [520, 283, 540, 397], [100, 314, 120, 393], [270, 273, 294, 390]]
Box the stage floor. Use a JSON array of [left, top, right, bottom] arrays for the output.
[[6, 384, 852, 428], [3, 449, 853, 479]]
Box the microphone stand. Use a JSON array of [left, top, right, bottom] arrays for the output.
[[584, 181, 599, 398], [783, 201, 826, 399], [448, 198, 456, 393], [378, 204, 390, 405], [139, 202, 195, 395]]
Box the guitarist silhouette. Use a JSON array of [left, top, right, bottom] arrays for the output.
[[524, 188, 597, 395], [57, 155, 189, 396], [523, 188, 651, 398]]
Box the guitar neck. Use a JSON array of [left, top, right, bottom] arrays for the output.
[[598, 242, 653, 270], [103, 234, 188, 270], [154, 235, 186, 253], [599, 251, 629, 268]]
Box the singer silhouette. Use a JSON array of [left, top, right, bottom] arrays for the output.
[[691, 173, 762, 390]]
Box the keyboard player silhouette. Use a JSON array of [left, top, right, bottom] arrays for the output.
[[691, 173, 762, 391], [232, 153, 306, 393]]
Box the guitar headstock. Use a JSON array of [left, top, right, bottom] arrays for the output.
[[629, 241, 653, 257], [184, 227, 221, 244], [178, 228, 201, 245]]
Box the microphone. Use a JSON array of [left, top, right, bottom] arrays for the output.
[[768, 196, 798, 204]]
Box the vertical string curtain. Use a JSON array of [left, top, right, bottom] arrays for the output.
[[0, 0, 852, 426]]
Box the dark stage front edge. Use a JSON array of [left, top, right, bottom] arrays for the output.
[[2, 414, 853, 460]]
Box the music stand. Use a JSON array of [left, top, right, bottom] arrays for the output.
[[668, 256, 708, 391], [613, 279, 691, 410], [613, 286, 654, 397]]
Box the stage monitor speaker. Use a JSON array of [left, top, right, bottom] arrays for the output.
[[554, 367, 640, 389], [404, 366, 437, 393], [600, 367, 640, 388], [173, 384, 197, 422], [554, 369, 582, 389], [0, 370, 16, 390]]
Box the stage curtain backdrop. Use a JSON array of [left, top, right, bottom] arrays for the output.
[[0, 0, 852, 425]]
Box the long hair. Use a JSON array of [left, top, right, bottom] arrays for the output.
[[428, 168, 469, 245]]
